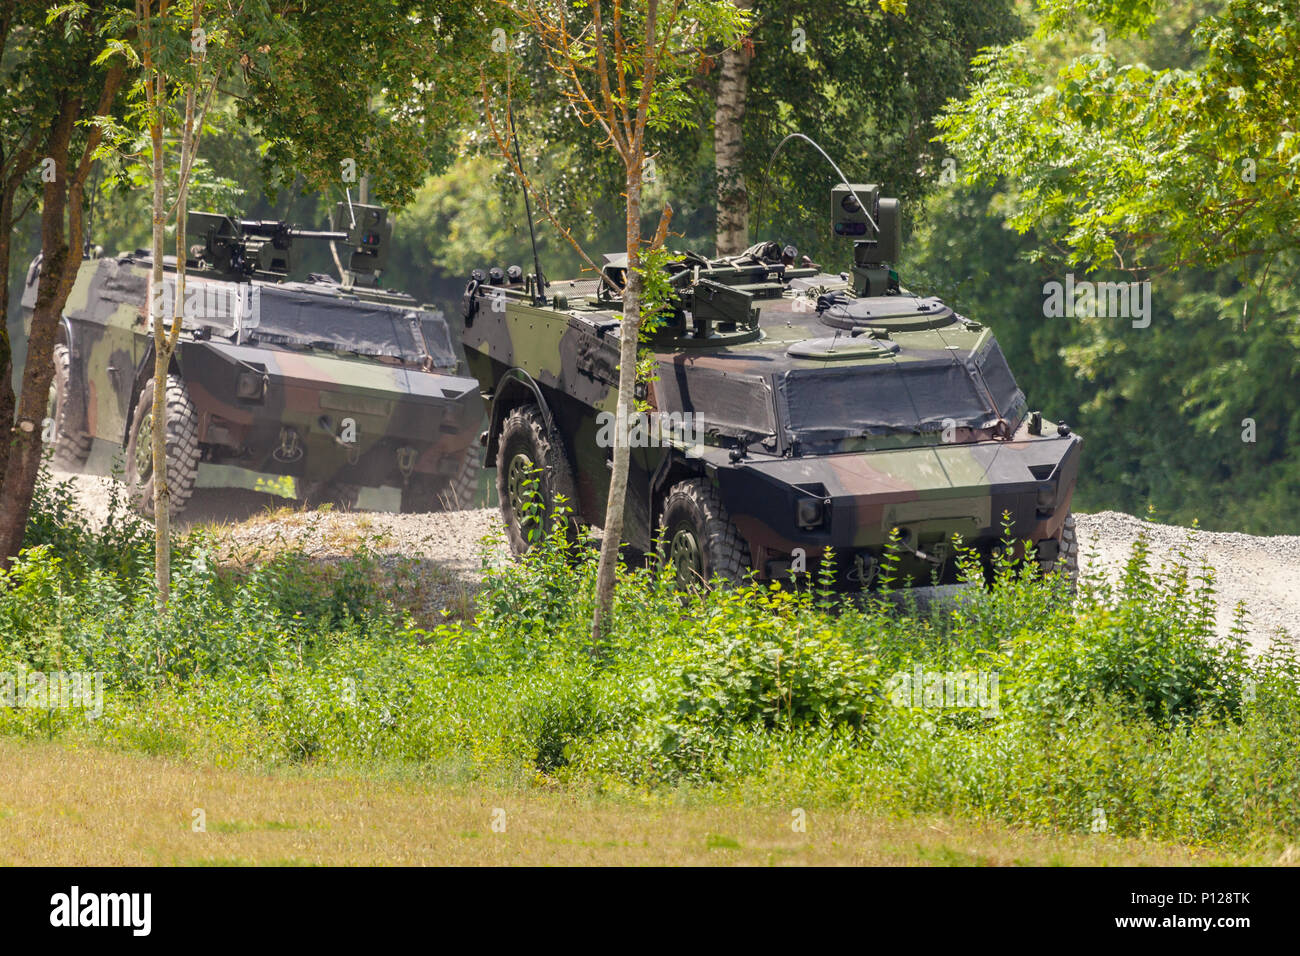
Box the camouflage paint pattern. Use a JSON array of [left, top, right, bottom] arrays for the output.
[[463, 246, 1081, 587], [25, 251, 483, 498]]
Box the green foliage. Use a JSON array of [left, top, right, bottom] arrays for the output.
[[5, 483, 1299, 849], [241, 1, 495, 208], [740, 0, 1022, 264], [937, 0, 1300, 273], [488, 1, 1017, 264], [23, 464, 153, 580], [914, 3, 1300, 534]]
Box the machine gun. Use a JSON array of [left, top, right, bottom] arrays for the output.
[[188, 202, 392, 283]]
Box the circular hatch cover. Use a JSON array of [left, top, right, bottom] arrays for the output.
[[820, 295, 955, 332]]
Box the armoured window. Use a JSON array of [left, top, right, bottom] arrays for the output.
[[973, 342, 1025, 426], [655, 363, 776, 439], [776, 359, 1001, 441]]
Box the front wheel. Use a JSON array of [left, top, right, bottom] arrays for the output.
[[657, 478, 751, 588], [495, 404, 577, 555], [124, 374, 200, 518], [46, 343, 92, 469]]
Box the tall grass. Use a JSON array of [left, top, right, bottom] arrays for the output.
[[2, 466, 1298, 849]]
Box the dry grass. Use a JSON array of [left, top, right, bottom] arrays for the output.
[[0, 739, 1266, 866]]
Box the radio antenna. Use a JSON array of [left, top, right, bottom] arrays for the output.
[[509, 107, 547, 306], [757, 132, 878, 235]]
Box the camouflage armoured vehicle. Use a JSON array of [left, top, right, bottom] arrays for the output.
[[461, 184, 1081, 589], [29, 203, 483, 516]]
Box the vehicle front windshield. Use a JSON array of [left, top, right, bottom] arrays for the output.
[[776, 343, 1024, 444]]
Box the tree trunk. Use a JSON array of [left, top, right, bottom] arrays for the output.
[[149, 82, 170, 608], [0, 100, 77, 566], [714, 0, 754, 256], [151, 3, 210, 610], [0, 190, 17, 486], [591, 168, 644, 642]]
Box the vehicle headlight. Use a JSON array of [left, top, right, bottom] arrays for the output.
[[796, 497, 825, 530], [237, 368, 266, 401]]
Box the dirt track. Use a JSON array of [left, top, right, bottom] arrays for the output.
[[48, 470, 1300, 652]]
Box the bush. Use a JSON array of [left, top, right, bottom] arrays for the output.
[[3, 476, 1298, 849]]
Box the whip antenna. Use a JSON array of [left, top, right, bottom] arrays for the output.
[[509, 107, 547, 306], [757, 132, 877, 235]]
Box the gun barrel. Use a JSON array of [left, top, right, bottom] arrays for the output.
[[235, 220, 349, 242], [287, 229, 350, 242]]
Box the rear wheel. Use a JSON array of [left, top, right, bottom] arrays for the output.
[[46, 343, 91, 469], [495, 404, 576, 555], [399, 442, 483, 513], [124, 374, 200, 518], [1038, 511, 1079, 584], [657, 478, 750, 588]]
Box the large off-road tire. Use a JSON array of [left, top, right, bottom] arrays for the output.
[[1038, 511, 1079, 584], [124, 374, 200, 519], [495, 404, 577, 555], [658, 478, 751, 588], [46, 343, 92, 470], [399, 442, 483, 513], [449, 440, 483, 509]]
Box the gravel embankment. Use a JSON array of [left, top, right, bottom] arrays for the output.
[[1074, 510, 1299, 653], [46, 471, 1299, 650]]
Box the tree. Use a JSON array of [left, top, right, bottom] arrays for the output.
[[937, 0, 1300, 276], [0, 0, 128, 569], [715, 0, 928, 255], [712, 0, 753, 254], [0, 0, 50, 490], [462, 1, 1015, 280], [488, 0, 748, 641], [124, 0, 272, 605], [906, 0, 1300, 535], [237, 1, 489, 209]]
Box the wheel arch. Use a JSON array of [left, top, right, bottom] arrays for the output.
[[484, 368, 555, 467], [52, 317, 91, 436], [121, 344, 185, 447]]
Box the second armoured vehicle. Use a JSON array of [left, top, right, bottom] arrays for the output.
[[30, 202, 483, 516], [461, 184, 1081, 588]]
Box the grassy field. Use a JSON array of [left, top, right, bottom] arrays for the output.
[[6, 471, 1300, 864], [0, 738, 1271, 866]]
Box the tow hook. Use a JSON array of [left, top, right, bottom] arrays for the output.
[[318, 415, 352, 449], [274, 427, 303, 463], [396, 445, 417, 478], [849, 553, 879, 587], [895, 528, 949, 566]]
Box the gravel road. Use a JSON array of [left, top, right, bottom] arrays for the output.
[[47, 471, 1298, 650]]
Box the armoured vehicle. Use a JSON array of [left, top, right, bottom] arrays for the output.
[[28, 202, 483, 516], [461, 184, 1081, 588]]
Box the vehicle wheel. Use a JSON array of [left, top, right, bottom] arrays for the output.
[[449, 441, 483, 509], [495, 404, 577, 555], [46, 343, 92, 469], [300, 480, 361, 511], [1038, 511, 1079, 584], [124, 374, 200, 518], [657, 478, 751, 588], [398, 443, 482, 513]]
